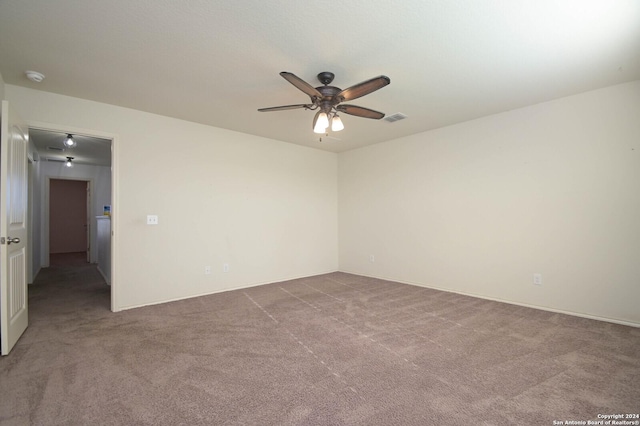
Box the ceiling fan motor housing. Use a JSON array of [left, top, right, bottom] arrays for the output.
[[316, 85, 342, 112], [316, 72, 343, 110], [317, 71, 335, 85]]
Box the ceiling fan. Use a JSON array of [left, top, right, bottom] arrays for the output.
[[258, 71, 390, 134]]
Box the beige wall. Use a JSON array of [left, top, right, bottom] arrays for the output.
[[7, 85, 338, 310], [339, 80, 640, 325], [7, 80, 639, 325]]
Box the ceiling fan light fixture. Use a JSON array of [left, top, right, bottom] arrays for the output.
[[331, 114, 344, 131], [313, 122, 326, 134], [64, 134, 76, 148], [313, 111, 329, 133], [259, 71, 390, 138], [317, 112, 329, 128]]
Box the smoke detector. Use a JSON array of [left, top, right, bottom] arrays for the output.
[[25, 70, 45, 83]]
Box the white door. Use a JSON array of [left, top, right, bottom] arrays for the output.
[[0, 101, 29, 356]]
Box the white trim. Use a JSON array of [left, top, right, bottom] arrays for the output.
[[28, 121, 116, 141], [110, 131, 118, 312], [27, 159, 34, 284], [118, 269, 339, 311], [96, 265, 109, 285], [339, 270, 640, 328]]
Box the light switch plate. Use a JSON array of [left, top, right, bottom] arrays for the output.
[[533, 273, 542, 286]]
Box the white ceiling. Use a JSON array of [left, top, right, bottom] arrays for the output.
[[29, 128, 111, 167], [1, 0, 639, 153]]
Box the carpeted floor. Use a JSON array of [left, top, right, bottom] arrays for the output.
[[1, 258, 639, 425]]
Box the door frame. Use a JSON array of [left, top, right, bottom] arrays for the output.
[[27, 121, 119, 312], [27, 158, 34, 284]]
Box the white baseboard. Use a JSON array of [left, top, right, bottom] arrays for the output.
[[96, 266, 111, 286], [338, 270, 640, 328], [117, 269, 339, 312], [28, 267, 42, 284]]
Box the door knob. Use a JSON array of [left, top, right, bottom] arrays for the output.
[[6, 237, 20, 245]]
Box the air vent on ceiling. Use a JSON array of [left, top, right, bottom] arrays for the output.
[[384, 112, 407, 123], [46, 158, 65, 163], [47, 146, 64, 151]]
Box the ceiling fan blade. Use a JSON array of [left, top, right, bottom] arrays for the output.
[[280, 72, 323, 100], [258, 104, 313, 112], [336, 75, 390, 102], [336, 104, 386, 120]]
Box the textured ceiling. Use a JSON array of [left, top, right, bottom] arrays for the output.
[[1, 0, 639, 153]]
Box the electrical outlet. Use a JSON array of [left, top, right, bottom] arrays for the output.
[[223, 263, 230, 273], [370, 255, 375, 263], [533, 273, 542, 286], [204, 266, 211, 275], [146, 215, 159, 225]]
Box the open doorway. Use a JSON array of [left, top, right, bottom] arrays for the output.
[[49, 178, 90, 264], [28, 126, 116, 310]]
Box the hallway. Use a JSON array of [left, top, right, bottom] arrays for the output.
[[33, 252, 110, 313]]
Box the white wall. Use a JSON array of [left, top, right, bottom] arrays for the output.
[[9, 80, 637, 325], [7, 85, 338, 310], [28, 156, 42, 282], [39, 161, 111, 265], [339, 80, 640, 325]]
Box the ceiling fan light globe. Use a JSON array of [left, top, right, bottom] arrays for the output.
[[331, 115, 344, 131], [313, 122, 327, 134], [313, 112, 329, 133], [317, 112, 329, 129]]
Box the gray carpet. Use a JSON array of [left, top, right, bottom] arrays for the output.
[[1, 258, 639, 425]]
